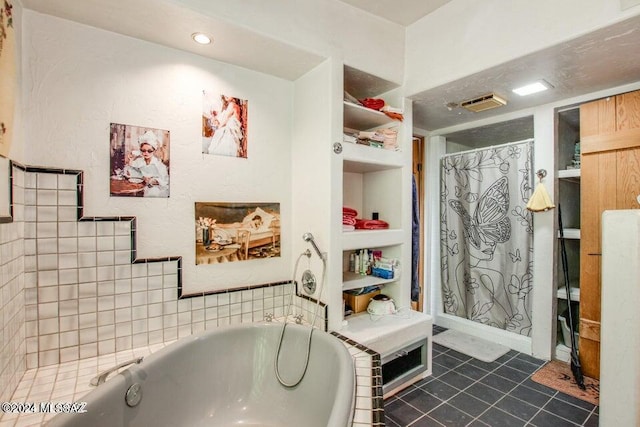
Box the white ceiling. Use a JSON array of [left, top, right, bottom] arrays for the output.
[[20, 0, 326, 81], [412, 13, 640, 132], [336, 0, 452, 25], [19, 0, 640, 138]]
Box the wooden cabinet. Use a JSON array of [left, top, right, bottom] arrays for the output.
[[579, 89, 640, 379]]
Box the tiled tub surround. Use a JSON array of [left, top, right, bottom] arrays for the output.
[[0, 166, 27, 402], [1, 164, 387, 426], [2, 328, 381, 427], [17, 166, 322, 369], [333, 332, 385, 427]]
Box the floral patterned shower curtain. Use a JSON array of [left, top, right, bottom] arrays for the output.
[[440, 140, 534, 336]]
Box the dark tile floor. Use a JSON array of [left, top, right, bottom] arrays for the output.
[[384, 326, 599, 426]]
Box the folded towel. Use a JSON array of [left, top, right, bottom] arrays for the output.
[[359, 98, 385, 111], [343, 215, 357, 226], [355, 219, 389, 230], [381, 105, 403, 114], [343, 207, 358, 217], [357, 131, 380, 140], [343, 133, 357, 144], [343, 224, 355, 232]]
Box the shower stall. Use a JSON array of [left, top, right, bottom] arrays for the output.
[[433, 137, 535, 352]]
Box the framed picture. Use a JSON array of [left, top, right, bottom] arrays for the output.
[[0, 0, 16, 157], [202, 91, 248, 158], [110, 123, 170, 198], [195, 202, 280, 265]]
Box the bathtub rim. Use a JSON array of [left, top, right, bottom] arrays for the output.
[[49, 321, 356, 427]]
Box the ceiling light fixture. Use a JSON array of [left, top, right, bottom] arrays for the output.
[[191, 33, 212, 45], [512, 80, 552, 96]]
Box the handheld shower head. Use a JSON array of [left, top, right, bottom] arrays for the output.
[[302, 233, 324, 260]]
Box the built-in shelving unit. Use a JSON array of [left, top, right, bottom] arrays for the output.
[[339, 68, 407, 299], [335, 65, 432, 396], [555, 107, 581, 361]]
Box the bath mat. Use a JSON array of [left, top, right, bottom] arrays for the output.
[[432, 330, 510, 363], [531, 360, 599, 406]]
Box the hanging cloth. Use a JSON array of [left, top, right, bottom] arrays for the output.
[[411, 175, 420, 302], [526, 170, 555, 212]]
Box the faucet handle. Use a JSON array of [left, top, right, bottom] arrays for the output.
[[264, 313, 274, 322], [90, 356, 143, 386]]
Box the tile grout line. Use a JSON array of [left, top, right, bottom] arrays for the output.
[[418, 349, 569, 426]]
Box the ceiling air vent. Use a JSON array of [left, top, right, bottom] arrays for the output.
[[460, 93, 507, 113]]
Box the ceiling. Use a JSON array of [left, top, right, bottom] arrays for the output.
[[336, 0, 452, 26], [20, 0, 640, 139], [20, 0, 326, 81], [412, 14, 640, 132]]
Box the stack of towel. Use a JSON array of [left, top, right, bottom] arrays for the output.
[[343, 207, 390, 230], [357, 128, 398, 150], [343, 207, 357, 231]]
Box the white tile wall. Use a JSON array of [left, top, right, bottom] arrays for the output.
[[19, 169, 322, 369], [0, 166, 27, 402], [1, 167, 337, 425]]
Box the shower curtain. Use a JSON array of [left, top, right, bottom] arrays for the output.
[[440, 140, 533, 337]]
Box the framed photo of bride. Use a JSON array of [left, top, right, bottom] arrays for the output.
[[202, 91, 248, 158]]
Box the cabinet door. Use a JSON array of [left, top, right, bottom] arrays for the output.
[[579, 151, 615, 379], [580, 97, 616, 138], [616, 90, 640, 131], [579, 89, 640, 379], [617, 147, 640, 208]]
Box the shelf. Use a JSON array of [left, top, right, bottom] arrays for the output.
[[342, 229, 404, 251], [557, 286, 580, 301], [342, 271, 397, 291], [341, 141, 404, 172], [343, 101, 399, 130], [558, 169, 581, 179], [557, 228, 580, 239], [558, 169, 581, 184]]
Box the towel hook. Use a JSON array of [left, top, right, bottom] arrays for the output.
[[536, 169, 547, 180]]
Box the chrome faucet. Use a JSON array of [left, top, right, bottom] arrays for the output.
[[90, 356, 144, 386]]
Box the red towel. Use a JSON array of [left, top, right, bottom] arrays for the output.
[[355, 219, 389, 230], [343, 207, 358, 217], [359, 98, 385, 111], [343, 215, 356, 226]]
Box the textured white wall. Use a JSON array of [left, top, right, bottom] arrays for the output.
[[405, 0, 640, 96], [22, 11, 294, 294]]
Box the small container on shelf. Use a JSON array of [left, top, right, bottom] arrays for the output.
[[372, 267, 394, 280], [343, 288, 381, 314]]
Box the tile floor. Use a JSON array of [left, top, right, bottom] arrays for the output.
[[384, 326, 599, 427]]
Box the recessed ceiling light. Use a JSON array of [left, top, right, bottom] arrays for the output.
[[191, 33, 212, 45], [512, 80, 552, 96]]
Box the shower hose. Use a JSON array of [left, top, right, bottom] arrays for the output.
[[274, 250, 326, 388]]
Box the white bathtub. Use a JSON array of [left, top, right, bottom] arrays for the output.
[[49, 322, 355, 427]]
